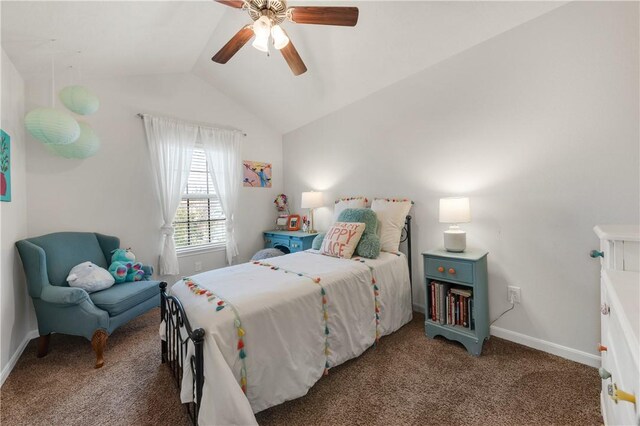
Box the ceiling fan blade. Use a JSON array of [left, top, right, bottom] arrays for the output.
[[212, 26, 254, 64], [280, 39, 307, 76], [288, 6, 359, 27], [214, 0, 245, 9]]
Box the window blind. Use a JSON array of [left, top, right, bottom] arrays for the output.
[[173, 148, 226, 251]]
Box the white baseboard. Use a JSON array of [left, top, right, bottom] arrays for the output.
[[490, 326, 600, 368], [412, 304, 599, 368], [1, 329, 39, 386], [412, 303, 425, 314], [600, 391, 608, 425]]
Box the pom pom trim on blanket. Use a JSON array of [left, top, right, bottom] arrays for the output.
[[352, 257, 382, 344], [251, 261, 332, 375], [184, 277, 248, 394]]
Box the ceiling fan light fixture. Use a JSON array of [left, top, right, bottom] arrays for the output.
[[253, 15, 271, 38], [212, 0, 359, 75], [271, 25, 289, 50], [252, 34, 270, 53], [252, 15, 272, 52]]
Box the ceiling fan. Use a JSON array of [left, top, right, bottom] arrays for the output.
[[211, 0, 359, 76]]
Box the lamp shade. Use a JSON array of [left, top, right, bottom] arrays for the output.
[[25, 107, 81, 145], [59, 85, 100, 115], [253, 16, 271, 38], [48, 121, 100, 159], [271, 25, 290, 50], [439, 197, 471, 224], [252, 35, 269, 53], [301, 191, 323, 209]]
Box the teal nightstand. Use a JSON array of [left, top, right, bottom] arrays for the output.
[[423, 248, 489, 356], [263, 230, 318, 254]]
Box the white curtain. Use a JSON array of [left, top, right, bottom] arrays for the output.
[[143, 115, 198, 275], [199, 127, 242, 265]]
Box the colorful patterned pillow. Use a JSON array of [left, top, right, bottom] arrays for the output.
[[333, 197, 367, 223], [320, 222, 366, 259], [371, 198, 412, 252]]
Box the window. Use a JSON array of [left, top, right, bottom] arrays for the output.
[[173, 148, 226, 252]]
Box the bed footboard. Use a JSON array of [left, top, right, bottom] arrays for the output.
[[160, 282, 204, 425]]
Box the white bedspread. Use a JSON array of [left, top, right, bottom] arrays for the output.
[[169, 250, 412, 426]]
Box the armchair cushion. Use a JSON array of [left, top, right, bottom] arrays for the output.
[[89, 280, 160, 317]]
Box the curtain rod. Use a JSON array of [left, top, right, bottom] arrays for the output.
[[136, 113, 247, 137]]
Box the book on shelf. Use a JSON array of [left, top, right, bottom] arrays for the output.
[[429, 281, 475, 331]]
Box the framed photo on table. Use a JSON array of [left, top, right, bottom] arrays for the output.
[[287, 215, 301, 231]]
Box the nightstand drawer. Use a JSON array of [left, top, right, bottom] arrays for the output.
[[263, 231, 318, 254], [289, 241, 303, 251], [425, 258, 473, 284], [266, 236, 290, 249]]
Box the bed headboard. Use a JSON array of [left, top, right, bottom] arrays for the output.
[[400, 215, 413, 292]]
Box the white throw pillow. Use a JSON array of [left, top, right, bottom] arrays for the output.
[[371, 198, 412, 252], [333, 197, 367, 223], [67, 261, 115, 293], [320, 222, 366, 259]]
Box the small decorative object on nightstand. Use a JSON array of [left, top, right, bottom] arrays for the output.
[[423, 248, 489, 356], [274, 193, 290, 230], [439, 197, 471, 252], [264, 230, 318, 254], [301, 191, 323, 233]]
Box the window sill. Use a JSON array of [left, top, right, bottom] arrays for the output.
[[177, 244, 226, 258]]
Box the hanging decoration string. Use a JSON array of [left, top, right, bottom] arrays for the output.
[[50, 40, 55, 108]]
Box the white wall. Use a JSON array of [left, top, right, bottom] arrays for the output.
[[24, 72, 283, 283], [0, 49, 37, 383], [283, 2, 639, 361]]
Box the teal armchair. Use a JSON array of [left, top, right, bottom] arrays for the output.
[[16, 232, 162, 368]]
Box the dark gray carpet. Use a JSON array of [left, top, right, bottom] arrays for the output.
[[1, 309, 602, 425]]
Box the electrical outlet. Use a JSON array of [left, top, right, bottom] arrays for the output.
[[507, 286, 521, 304], [194, 261, 202, 272]]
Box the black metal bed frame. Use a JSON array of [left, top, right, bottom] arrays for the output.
[[160, 215, 412, 425]]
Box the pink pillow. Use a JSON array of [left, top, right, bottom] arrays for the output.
[[320, 222, 366, 259]]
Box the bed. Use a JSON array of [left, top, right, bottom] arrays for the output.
[[160, 216, 413, 425]]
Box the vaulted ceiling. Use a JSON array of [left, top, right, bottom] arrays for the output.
[[1, 1, 565, 133]]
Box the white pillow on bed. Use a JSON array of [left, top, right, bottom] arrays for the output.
[[333, 197, 367, 223], [371, 198, 412, 252]]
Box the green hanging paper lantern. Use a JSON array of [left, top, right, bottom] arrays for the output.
[[59, 85, 100, 115], [48, 121, 100, 159], [25, 107, 80, 145]]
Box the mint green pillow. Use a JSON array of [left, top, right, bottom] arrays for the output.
[[312, 233, 325, 250], [337, 208, 380, 258]]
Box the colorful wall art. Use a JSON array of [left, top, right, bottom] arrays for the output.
[[1, 130, 11, 202], [243, 160, 272, 188]]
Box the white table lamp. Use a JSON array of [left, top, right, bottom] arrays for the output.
[[301, 191, 323, 233], [439, 197, 471, 252]]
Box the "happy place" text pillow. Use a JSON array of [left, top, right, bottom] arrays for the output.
[[320, 222, 366, 259]]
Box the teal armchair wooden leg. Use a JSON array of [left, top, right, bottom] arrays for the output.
[[91, 329, 108, 368], [37, 334, 50, 358]]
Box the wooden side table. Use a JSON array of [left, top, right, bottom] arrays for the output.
[[423, 248, 489, 356], [263, 230, 318, 254]]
